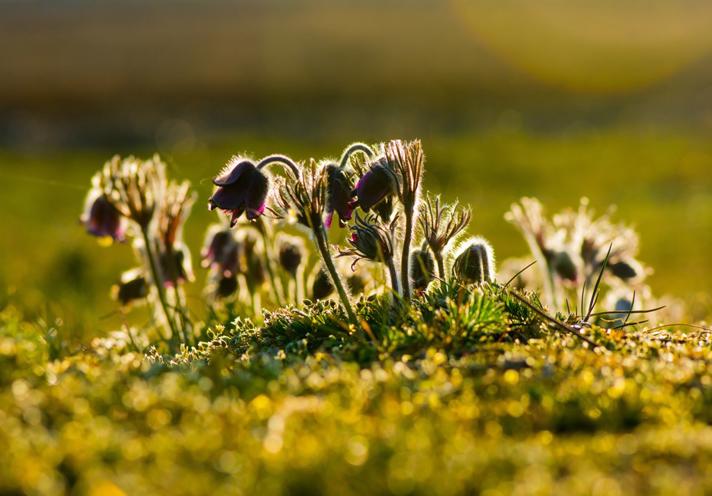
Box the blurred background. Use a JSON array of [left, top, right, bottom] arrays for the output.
[[1, 0, 711, 339]]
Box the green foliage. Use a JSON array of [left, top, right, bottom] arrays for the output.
[[1, 294, 712, 495]]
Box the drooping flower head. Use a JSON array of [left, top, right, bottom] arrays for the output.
[[324, 163, 355, 228], [453, 237, 496, 284], [209, 157, 269, 226], [81, 190, 127, 242], [352, 156, 397, 213], [201, 225, 241, 277]]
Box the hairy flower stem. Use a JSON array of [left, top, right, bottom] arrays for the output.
[[338, 143, 374, 170], [386, 257, 400, 295], [172, 286, 192, 346], [435, 253, 446, 281], [257, 229, 285, 307], [400, 209, 415, 299], [140, 228, 181, 346], [313, 225, 360, 331]]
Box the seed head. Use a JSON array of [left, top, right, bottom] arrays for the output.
[[453, 238, 496, 284], [383, 139, 424, 211], [92, 155, 167, 229]]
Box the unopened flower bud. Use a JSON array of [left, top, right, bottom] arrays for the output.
[[410, 248, 436, 291], [324, 164, 354, 228], [277, 235, 305, 276], [216, 274, 239, 299], [608, 259, 640, 281], [550, 250, 578, 283], [453, 238, 495, 284], [311, 268, 334, 301], [112, 269, 148, 306]]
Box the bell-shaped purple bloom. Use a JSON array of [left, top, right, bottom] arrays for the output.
[[81, 192, 126, 242], [324, 164, 354, 228], [208, 158, 269, 226], [201, 228, 240, 277], [353, 158, 396, 212]]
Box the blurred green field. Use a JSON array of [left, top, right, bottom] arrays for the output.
[[1, 124, 710, 342]]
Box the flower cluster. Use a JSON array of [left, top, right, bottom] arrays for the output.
[[82, 141, 496, 349], [505, 197, 653, 317], [81, 155, 195, 349]]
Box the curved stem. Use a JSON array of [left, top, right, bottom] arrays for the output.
[[338, 143, 374, 170], [140, 228, 180, 346], [313, 225, 360, 330], [256, 155, 300, 176], [400, 209, 414, 299], [386, 257, 400, 295], [435, 253, 446, 281]]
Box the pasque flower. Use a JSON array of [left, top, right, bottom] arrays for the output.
[[323, 142, 375, 228], [209, 157, 270, 226], [201, 226, 240, 277], [81, 191, 126, 242], [324, 163, 355, 228], [352, 157, 397, 212]]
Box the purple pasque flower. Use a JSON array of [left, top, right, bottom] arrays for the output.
[[208, 157, 269, 226], [81, 191, 126, 242], [201, 227, 241, 277], [324, 163, 355, 228], [352, 157, 396, 213]]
